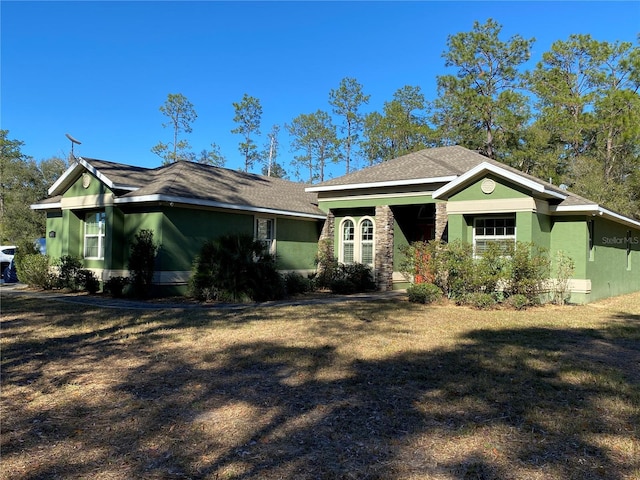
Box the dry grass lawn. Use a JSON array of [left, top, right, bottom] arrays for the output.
[[1, 290, 639, 479]]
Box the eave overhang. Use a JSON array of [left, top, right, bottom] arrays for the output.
[[550, 204, 640, 229], [432, 162, 567, 201], [305, 176, 458, 194], [115, 194, 326, 220], [48, 156, 140, 196]]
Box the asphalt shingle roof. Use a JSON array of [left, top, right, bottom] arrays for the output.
[[313, 145, 596, 209], [84, 159, 324, 217]]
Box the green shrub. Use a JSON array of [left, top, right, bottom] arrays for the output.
[[460, 292, 497, 309], [15, 254, 54, 289], [128, 229, 159, 298], [503, 242, 551, 303], [552, 250, 575, 305], [284, 272, 311, 296], [330, 278, 357, 295], [314, 238, 338, 289], [56, 255, 83, 290], [329, 263, 376, 294], [76, 269, 100, 294], [407, 282, 443, 304], [505, 294, 529, 310], [189, 234, 284, 302], [105, 276, 130, 297]]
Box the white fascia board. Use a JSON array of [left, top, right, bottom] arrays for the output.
[[433, 162, 567, 200], [115, 194, 327, 220], [48, 161, 84, 196], [305, 176, 458, 193], [49, 157, 139, 196], [30, 201, 62, 210], [552, 204, 640, 228]]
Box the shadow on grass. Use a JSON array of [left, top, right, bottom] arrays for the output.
[[2, 295, 639, 480]]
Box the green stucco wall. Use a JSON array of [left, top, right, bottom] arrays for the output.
[[449, 175, 530, 201], [319, 193, 434, 211], [549, 217, 589, 279], [276, 217, 321, 271], [585, 217, 640, 301]]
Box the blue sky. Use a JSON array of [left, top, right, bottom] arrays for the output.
[[2, 1, 639, 180]]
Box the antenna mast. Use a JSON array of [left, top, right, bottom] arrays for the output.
[[65, 133, 82, 161]]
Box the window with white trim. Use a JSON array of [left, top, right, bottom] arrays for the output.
[[255, 217, 276, 255], [84, 211, 106, 259], [340, 217, 375, 266], [341, 219, 355, 264], [473, 216, 515, 257], [360, 218, 374, 265]]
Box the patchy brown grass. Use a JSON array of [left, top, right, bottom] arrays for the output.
[[1, 291, 639, 480]]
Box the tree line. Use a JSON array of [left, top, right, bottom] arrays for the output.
[[2, 19, 638, 245], [153, 19, 639, 218]]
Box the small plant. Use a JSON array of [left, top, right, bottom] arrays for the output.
[[552, 250, 575, 305], [104, 276, 130, 297], [407, 282, 443, 304], [128, 229, 159, 298], [76, 269, 100, 294], [330, 278, 357, 295], [284, 272, 311, 296], [460, 292, 497, 310], [505, 294, 529, 310]]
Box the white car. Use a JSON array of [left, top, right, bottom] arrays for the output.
[[0, 245, 16, 278]]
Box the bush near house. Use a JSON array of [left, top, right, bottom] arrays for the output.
[[14, 253, 54, 289], [401, 240, 566, 308], [407, 282, 443, 304], [330, 262, 376, 295], [128, 229, 159, 298], [189, 234, 285, 302]]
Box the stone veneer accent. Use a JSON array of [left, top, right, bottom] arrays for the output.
[[375, 205, 394, 291], [435, 202, 448, 241], [319, 210, 335, 259]]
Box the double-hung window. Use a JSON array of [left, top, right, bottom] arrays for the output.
[[360, 219, 374, 265], [84, 211, 106, 259], [473, 216, 515, 257], [341, 219, 355, 264], [340, 217, 374, 266], [255, 217, 276, 255]]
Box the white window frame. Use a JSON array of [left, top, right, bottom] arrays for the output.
[[339, 216, 375, 266], [340, 218, 355, 264], [473, 216, 516, 257], [255, 217, 276, 256], [359, 217, 375, 266], [84, 211, 106, 259]]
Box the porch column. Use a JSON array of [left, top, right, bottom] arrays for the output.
[[375, 205, 394, 291], [435, 202, 448, 241], [318, 210, 335, 263]]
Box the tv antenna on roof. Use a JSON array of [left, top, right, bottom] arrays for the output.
[[65, 133, 82, 160]]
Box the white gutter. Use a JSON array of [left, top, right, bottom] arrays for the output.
[[551, 204, 640, 229], [115, 194, 327, 220]]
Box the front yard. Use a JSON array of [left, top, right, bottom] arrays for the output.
[[1, 292, 639, 479]]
